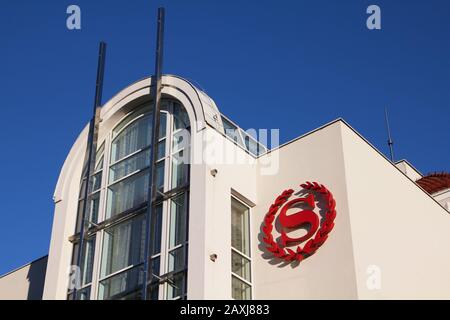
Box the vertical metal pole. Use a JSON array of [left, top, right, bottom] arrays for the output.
[[73, 42, 107, 300], [142, 7, 165, 300], [385, 107, 395, 162]]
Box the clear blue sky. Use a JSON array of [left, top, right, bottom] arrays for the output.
[[0, 0, 449, 275]]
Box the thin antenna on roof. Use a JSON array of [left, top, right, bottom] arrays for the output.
[[385, 107, 395, 162], [142, 7, 165, 301]]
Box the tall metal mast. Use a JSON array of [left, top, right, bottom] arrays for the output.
[[74, 41, 107, 299], [385, 107, 395, 162], [142, 7, 165, 300]]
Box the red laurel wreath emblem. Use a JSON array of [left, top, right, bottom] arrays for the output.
[[262, 182, 337, 263]]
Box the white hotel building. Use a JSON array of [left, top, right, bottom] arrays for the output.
[[1, 75, 450, 300]]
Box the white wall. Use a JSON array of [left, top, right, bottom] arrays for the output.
[[188, 128, 258, 299], [43, 127, 88, 300], [189, 119, 450, 300], [340, 123, 450, 299], [0, 256, 48, 300], [253, 121, 358, 299]]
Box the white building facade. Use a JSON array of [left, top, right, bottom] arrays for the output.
[[3, 75, 450, 300]]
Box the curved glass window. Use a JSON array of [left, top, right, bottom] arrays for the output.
[[111, 114, 151, 163], [100, 214, 146, 278], [109, 149, 151, 184], [69, 141, 105, 299], [106, 169, 149, 219], [69, 100, 191, 300]]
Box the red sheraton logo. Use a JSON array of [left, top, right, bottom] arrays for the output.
[[262, 182, 336, 263]]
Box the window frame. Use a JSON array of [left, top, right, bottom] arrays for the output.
[[230, 195, 253, 300], [221, 115, 267, 157], [69, 100, 191, 300]]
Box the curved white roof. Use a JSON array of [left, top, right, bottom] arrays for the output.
[[54, 74, 267, 201], [100, 74, 224, 133]]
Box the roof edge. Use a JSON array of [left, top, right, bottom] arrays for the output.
[[0, 255, 48, 279]]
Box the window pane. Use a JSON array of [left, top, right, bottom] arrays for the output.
[[109, 149, 150, 183], [117, 290, 141, 300], [96, 142, 105, 156], [100, 215, 146, 278], [88, 193, 100, 224], [232, 276, 251, 300], [241, 132, 267, 156], [222, 116, 236, 132], [151, 256, 160, 278], [166, 271, 186, 299], [80, 237, 96, 285], [69, 243, 80, 292], [222, 117, 244, 147], [231, 199, 250, 256], [75, 199, 85, 233], [232, 251, 251, 282], [159, 112, 167, 139], [148, 284, 159, 301], [169, 194, 187, 248], [95, 155, 104, 172], [168, 246, 186, 273], [75, 193, 99, 233], [156, 161, 165, 192], [147, 256, 161, 300], [98, 265, 143, 300], [172, 130, 189, 153], [106, 170, 149, 219], [92, 171, 102, 192], [112, 105, 151, 139], [111, 115, 152, 163], [79, 178, 87, 199], [173, 103, 189, 131], [74, 286, 91, 300], [157, 140, 166, 160], [242, 132, 259, 156], [171, 150, 188, 190], [151, 205, 163, 255]]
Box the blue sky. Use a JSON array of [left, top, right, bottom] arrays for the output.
[[0, 0, 449, 275]]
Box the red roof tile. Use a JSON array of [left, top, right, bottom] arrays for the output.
[[416, 172, 450, 195]]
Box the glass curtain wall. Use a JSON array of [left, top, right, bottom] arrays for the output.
[[68, 100, 190, 300]]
